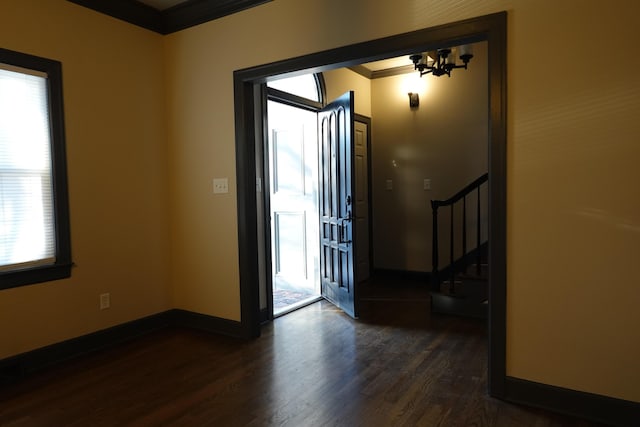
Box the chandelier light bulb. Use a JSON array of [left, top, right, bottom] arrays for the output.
[[410, 45, 473, 78]]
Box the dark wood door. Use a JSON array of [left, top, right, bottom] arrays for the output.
[[318, 91, 357, 318]]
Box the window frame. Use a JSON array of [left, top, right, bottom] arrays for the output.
[[0, 48, 72, 290], [266, 72, 326, 109]]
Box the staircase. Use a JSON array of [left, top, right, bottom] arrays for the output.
[[429, 173, 488, 319]]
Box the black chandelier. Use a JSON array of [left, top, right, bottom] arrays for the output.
[[409, 46, 473, 78]]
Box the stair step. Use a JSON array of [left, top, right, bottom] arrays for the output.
[[439, 280, 487, 297], [430, 278, 488, 319], [430, 292, 487, 319], [456, 275, 487, 282]]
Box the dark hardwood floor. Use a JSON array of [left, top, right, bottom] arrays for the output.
[[0, 279, 603, 426]]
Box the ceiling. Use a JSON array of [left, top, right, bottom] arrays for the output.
[[362, 56, 412, 72], [68, 0, 423, 77], [67, 0, 272, 34], [356, 56, 415, 78], [136, 0, 190, 11]]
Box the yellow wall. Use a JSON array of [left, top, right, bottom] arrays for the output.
[[0, 0, 171, 358], [324, 55, 489, 273], [370, 42, 488, 272], [164, 0, 640, 402], [2, 0, 639, 405], [506, 1, 640, 401], [324, 68, 372, 118]]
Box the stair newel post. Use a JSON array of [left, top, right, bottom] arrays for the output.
[[476, 186, 482, 277], [450, 205, 455, 294], [431, 201, 439, 287], [462, 196, 467, 274]]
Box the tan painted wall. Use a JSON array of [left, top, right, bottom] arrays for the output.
[[0, 0, 171, 358], [371, 42, 488, 272], [164, 0, 640, 402], [324, 68, 372, 118], [506, 1, 640, 402], [1, 0, 639, 405], [324, 56, 489, 273]]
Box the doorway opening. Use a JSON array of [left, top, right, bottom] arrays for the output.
[[265, 74, 325, 317], [266, 99, 321, 316], [264, 72, 364, 319], [234, 12, 506, 397]]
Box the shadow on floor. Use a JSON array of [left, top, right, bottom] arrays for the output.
[[357, 271, 449, 330]]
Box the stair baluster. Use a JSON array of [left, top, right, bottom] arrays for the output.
[[462, 197, 467, 274], [450, 206, 455, 293], [431, 204, 439, 287], [430, 173, 488, 292], [476, 186, 482, 277]]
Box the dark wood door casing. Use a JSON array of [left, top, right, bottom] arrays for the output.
[[234, 11, 506, 398]]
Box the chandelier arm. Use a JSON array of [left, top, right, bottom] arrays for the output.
[[410, 48, 472, 78]]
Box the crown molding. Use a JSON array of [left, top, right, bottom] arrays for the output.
[[67, 0, 272, 34], [349, 64, 415, 80]]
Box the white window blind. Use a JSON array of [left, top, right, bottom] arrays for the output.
[[0, 65, 56, 271]]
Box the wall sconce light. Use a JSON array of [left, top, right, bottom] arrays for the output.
[[410, 45, 473, 78], [408, 92, 419, 108]]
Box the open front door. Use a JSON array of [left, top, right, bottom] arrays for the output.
[[318, 91, 358, 318], [267, 100, 320, 314]]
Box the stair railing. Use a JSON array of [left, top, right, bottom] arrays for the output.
[[431, 173, 488, 293]]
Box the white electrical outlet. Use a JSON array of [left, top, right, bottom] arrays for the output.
[[213, 178, 229, 194], [423, 178, 431, 190], [99, 293, 110, 310]]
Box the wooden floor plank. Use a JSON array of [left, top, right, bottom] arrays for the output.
[[0, 298, 603, 426]]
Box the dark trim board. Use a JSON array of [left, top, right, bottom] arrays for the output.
[[0, 311, 171, 384], [266, 87, 323, 112], [505, 377, 640, 427], [354, 113, 374, 283], [0, 310, 242, 385], [1, 311, 638, 427], [349, 64, 416, 80], [234, 11, 508, 396], [371, 268, 431, 284], [66, 0, 273, 35], [66, 0, 163, 33], [163, 0, 272, 35], [0, 48, 73, 290], [433, 241, 488, 291], [260, 308, 270, 324], [171, 309, 244, 337]]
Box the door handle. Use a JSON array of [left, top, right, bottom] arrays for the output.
[[337, 196, 353, 245], [338, 219, 352, 244]]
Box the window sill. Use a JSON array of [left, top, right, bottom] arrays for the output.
[[0, 263, 73, 290]]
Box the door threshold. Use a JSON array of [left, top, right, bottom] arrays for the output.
[[274, 295, 323, 318]]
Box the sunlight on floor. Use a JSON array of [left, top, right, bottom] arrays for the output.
[[273, 288, 321, 317]]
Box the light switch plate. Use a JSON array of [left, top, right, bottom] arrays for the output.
[[213, 178, 228, 194], [386, 179, 393, 190], [99, 293, 110, 310], [424, 178, 431, 190]]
